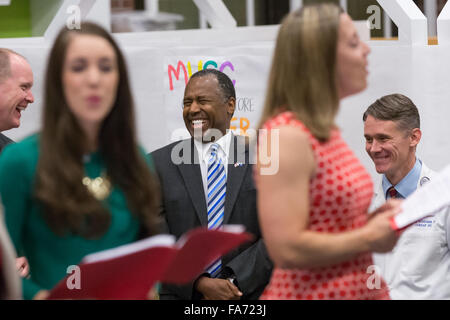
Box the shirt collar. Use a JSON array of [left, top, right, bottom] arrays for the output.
[[194, 130, 232, 163], [382, 158, 422, 199]]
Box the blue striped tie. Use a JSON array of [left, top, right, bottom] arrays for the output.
[[205, 143, 226, 277]]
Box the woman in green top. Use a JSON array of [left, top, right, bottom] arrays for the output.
[[0, 22, 160, 299]]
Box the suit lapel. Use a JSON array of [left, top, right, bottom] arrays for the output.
[[176, 139, 208, 226], [224, 135, 248, 224]]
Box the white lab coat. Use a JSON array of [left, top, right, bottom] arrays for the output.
[[371, 162, 450, 299]]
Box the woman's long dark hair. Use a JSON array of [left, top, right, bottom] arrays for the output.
[[35, 22, 160, 239]]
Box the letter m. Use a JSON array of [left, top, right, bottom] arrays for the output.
[[168, 61, 188, 91]]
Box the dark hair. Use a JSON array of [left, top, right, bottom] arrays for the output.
[[190, 69, 236, 102], [363, 94, 420, 131], [35, 22, 160, 239]]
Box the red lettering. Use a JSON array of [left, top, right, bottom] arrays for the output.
[[168, 61, 188, 91]]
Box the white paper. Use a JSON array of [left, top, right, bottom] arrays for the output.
[[82, 225, 246, 263], [174, 224, 245, 249], [82, 234, 176, 263], [394, 164, 450, 229]]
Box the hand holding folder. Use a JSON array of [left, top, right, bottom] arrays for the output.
[[47, 225, 252, 300]]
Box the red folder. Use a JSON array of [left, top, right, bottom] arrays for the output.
[[47, 226, 252, 300]]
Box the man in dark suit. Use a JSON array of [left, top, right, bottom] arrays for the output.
[[0, 48, 34, 153], [151, 69, 272, 300]]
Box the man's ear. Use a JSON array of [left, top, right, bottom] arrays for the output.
[[410, 128, 422, 147], [227, 97, 236, 117]]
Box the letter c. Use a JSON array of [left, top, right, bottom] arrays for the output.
[[219, 61, 236, 86], [203, 60, 218, 69]]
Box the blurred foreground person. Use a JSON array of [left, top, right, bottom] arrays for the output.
[[256, 4, 400, 300], [0, 22, 160, 300]]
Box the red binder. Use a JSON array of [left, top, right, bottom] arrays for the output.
[[47, 226, 252, 300]]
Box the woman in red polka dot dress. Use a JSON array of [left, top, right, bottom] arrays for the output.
[[255, 4, 401, 300]]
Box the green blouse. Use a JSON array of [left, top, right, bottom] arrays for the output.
[[0, 134, 151, 299]]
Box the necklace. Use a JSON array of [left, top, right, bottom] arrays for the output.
[[82, 172, 111, 201]]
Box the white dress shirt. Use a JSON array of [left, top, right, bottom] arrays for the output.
[[193, 132, 232, 202]]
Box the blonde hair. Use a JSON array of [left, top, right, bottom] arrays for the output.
[[259, 3, 343, 141]]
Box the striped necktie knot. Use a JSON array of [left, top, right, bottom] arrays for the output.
[[210, 143, 219, 154], [208, 143, 219, 163]]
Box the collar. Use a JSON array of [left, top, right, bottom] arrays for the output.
[[382, 158, 422, 199], [194, 130, 232, 163]]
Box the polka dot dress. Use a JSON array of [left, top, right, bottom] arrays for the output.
[[260, 112, 390, 300]]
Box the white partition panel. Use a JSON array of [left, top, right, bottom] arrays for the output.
[[377, 0, 428, 45], [2, 29, 450, 184], [437, 0, 450, 45]]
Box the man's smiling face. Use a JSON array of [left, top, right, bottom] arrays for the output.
[[364, 115, 418, 182], [0, 54, 34, 131], [182, 74, 234, 143]]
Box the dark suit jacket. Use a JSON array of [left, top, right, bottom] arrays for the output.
[[0, 133, 13, 154], [150, 135, 273, 300]]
